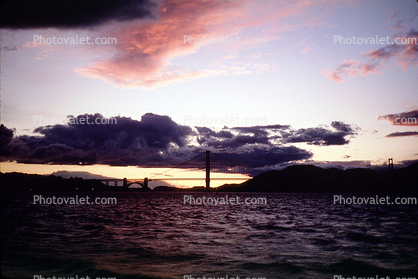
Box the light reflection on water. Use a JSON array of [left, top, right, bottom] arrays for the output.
[[1, 192, 418, 279]]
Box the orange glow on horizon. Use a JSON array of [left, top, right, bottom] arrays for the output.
[[0, 161, 250, 188]]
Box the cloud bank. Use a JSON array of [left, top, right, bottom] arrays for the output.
[[0, 113, 359, 171]]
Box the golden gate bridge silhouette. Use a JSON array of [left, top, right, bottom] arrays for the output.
[[99, 151, 260, 190]]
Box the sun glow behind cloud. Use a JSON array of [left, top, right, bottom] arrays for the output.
[[0, 161, 249, 188]]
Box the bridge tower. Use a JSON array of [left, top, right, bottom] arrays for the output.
[[206, 150, 210, 190], [388, 158, 394, 172]]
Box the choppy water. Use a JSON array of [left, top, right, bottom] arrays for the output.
[[1, 192, 417, 279]]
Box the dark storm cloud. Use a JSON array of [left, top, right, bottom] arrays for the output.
[[195, 121, 357, 149], [0, 0, 156, 29], [1, 113, 194, 166], [285, 121, 358, 146], [217, 147, 313, 169], [195, 126, 234, 145], [231, 124, 291, 136], [386, 131, 418, 137], [1, 114, 359, 170], [1, 124, 30, 159], [197, 132, 271, 149], [195, 125, 288, 149], [0, 124, 16, 156], [330, 121, 355, 133]]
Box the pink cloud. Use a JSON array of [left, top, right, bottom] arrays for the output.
[[73, 0, 327, 88], [322, 59, 380, 82], [301, 46, 310, 54], [378, 109, 418, 127], [367, 30, 418, 71], [323, 27, 418, 82], [74, 0, 261, 88]]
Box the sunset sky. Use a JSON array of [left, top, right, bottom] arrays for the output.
[[1, 0, 417, 187]]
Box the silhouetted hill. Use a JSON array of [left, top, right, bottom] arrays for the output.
[[153, 186, 182, 191], [217, 163, 418, 193], [50, 171, 116, 180], [388, 162, 418, 193], [0, 172, 113, 192]]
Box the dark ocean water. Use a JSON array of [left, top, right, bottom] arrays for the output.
[[1, 192, 417, 279]]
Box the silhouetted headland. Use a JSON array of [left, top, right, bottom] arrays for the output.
[[1, 162, 417, 193], [217, 162, 418, 194], [0, 172, 113, 192]]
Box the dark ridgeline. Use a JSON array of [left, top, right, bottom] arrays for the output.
[[1, 162, 417, 193], [0, 173, 115, 192], [218, 162, 418, 194]]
